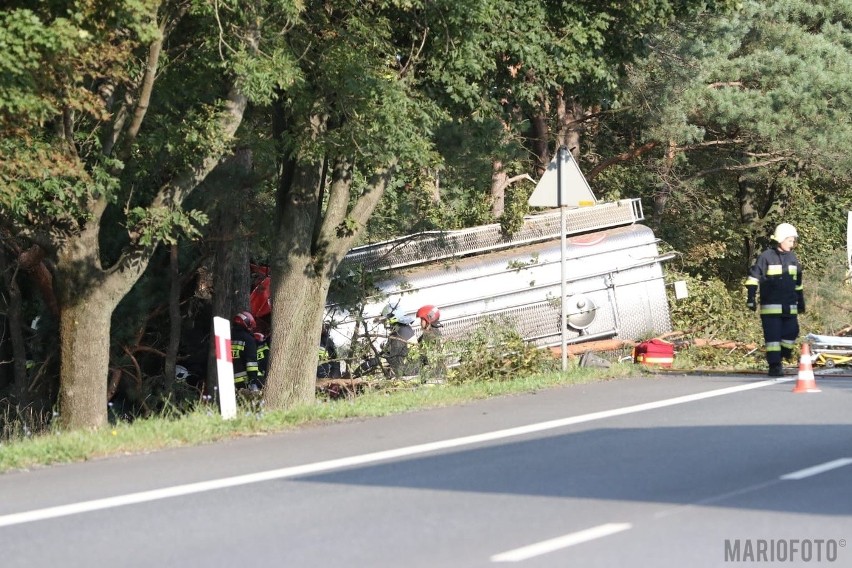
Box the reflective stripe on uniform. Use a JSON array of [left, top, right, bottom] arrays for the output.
[[232, 340, 246, 359], [760, 304, 783, 315], [759, 304, 797, 315]]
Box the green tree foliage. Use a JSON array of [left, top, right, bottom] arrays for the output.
[[605, 0, 852, 282], [362, 0, 736, 239], [0, 0, 301, 429]]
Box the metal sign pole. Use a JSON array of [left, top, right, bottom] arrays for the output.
[[528, 145, 599, 369], [558, 147, 568, 371]]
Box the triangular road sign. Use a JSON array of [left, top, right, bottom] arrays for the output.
[[528, 148, 597, 208]]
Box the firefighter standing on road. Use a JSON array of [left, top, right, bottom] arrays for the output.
[[745, 223, 805, 377]]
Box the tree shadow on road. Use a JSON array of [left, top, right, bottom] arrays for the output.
[[297, 423, 852, 516]]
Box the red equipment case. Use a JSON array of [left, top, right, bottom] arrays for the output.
[[633, 338, 674, 367]]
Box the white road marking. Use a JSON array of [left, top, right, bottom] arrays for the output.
[[780, 458, 852, 480], [0, 377, 791, 528], [657, 456, 852, 518], [654, 478, 782, 519], [490, 523, 632, 562]]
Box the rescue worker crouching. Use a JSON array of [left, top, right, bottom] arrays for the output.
[[317, 323, 342, 379], [231, 311, 263, 390], [379, 306, 417, 378], [416, 305, 442, 343], [351, 306, 415, 379], [415, 304, 445, 380], [745, 223, 805, 377]]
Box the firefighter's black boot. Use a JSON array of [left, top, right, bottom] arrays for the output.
[[768, 363, 783, 377]]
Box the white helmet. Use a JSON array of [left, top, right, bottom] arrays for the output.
[[772, 223, 798, 242], [378, 304, 413, 326]]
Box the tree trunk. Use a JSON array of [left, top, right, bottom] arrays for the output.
[[57, 293, 115, 430], [556, 94, 583, 158], [206, 227, 250, 395], [216, 147, 253, 316], [266, 102, 397, 410], [212, 215, 250, 316], [263, 132, 327, 408], [653, 140, 677, 225], [205, 150, 253, 393], [490, 159, 507, 218], [530, 114, 550, 177], [264, 262, 329, 408], [163, 243, 180, 395], [737, 174, 760, 267], [53, 217, 148, 429]]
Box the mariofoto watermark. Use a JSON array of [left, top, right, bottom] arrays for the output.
[[724, 538, 846, 563]]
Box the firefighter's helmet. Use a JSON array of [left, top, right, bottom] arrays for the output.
[[233, 310, 256, 332], [416, 305, 440, 326], [380, 303, 413, 326], [772, 223, 798, 242]]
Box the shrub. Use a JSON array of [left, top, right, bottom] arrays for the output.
[[445, 320, 557, 384]]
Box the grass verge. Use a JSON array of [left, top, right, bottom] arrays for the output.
[[0, 363, 636, 474]]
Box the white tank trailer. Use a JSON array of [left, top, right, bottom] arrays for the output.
[[325, 198, 675, 354]]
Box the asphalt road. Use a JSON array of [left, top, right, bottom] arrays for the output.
[[0, 372, 850, 567]]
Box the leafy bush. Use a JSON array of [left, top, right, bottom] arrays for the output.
[[665, 250, 852, 370], [445, 320, 557, 384], [667, 269, 763, 344], [671, 344, 763, 372], [796, 250, 852, 336]]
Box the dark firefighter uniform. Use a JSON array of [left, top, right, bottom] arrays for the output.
[[254, 332, 269, 386], [383, 321, 416, 377], [745, 245, 804, 374], [231, 326, 261, 389]]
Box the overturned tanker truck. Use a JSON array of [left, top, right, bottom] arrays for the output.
[[325, 198, 676, 361]]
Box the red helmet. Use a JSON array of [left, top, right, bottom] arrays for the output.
[[233, 311, 256, 332], [416, 305, 440, 325], [253, 332, 266, 343]]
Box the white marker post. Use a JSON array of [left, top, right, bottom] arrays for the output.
[[213, 316, 237, 419], [528, 147, 597, 371]]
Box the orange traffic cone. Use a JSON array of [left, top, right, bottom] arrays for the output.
[[792, 343, 821, 393]]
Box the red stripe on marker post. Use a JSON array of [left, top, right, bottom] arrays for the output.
[[215, 335, 232, 363]]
